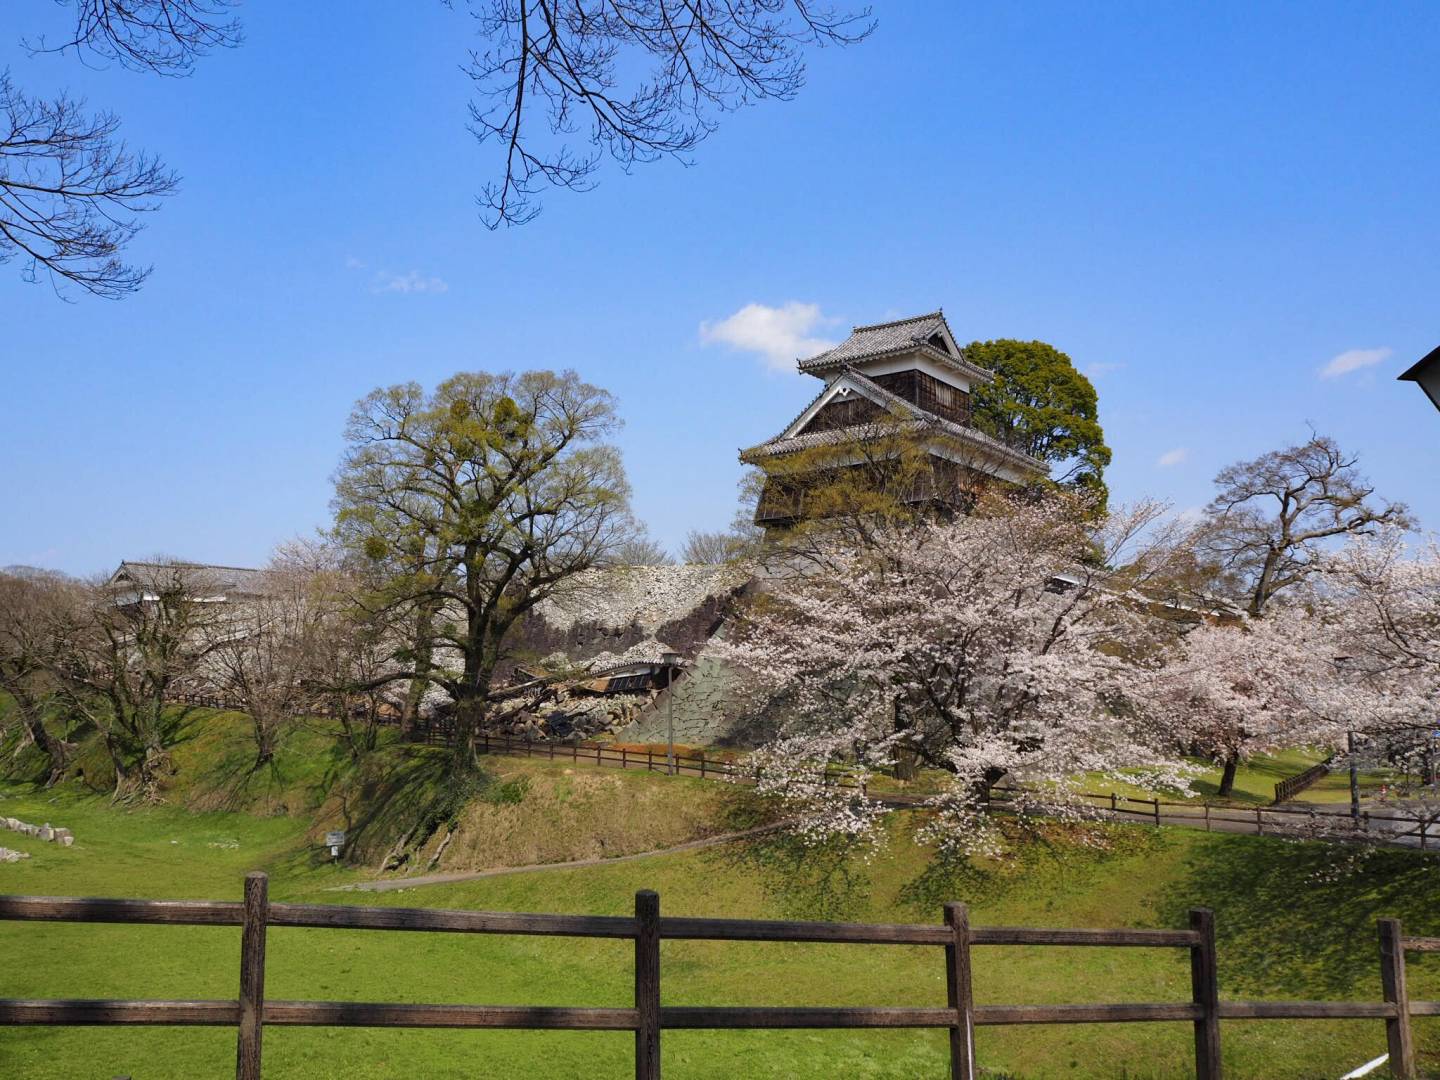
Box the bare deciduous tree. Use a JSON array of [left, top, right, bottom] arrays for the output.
[[1199, 434, 1411, 616], [200, 562, 328, 768], [608, 533, 674, 566], [0, 569, 76, 785], [460, 0, 873, 225], [52, 562, 218, 800]]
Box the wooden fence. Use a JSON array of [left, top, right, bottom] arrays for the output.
[[465, 732, 1439, 851], [1272, 758, 1335, 805], [1, 876, 1438, 1079], [165, 709, 1440, 850], [472, 732, 747, 781], [988, 787, 1438, 850]]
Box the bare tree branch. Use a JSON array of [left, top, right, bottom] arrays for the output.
[[28, 0, 242, 76], [459, 0, 874, 226], [0, 73, 178, 298]]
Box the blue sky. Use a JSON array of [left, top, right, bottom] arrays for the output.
[[2, 2, 1437, 574]]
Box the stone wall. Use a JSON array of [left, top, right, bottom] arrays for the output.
[[2, 816, 74, 846]]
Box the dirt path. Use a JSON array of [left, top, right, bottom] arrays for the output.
[[337, 821, 788, 893]]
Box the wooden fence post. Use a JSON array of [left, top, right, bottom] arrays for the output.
[[1378, 918, 1416, 1080], [634, 890, 661, 1080], [944, 902, 976, 1080], [236, 871, 269, 1080], [1154, 799, 1161, 826], [1188, 907, 1221, 1080]]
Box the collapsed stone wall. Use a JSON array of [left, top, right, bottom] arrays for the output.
[[2, 816, 74, 846], [502, 563, 751, 678]]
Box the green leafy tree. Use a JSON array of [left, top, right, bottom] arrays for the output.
[[966, 340, 1111, 503], [332, 369, 634, 774]]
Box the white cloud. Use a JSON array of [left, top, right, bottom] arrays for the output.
[[1084, 361, 1125, 378], [1156, 447, 1189, 468], [1319, 347, 1391, 380], [699, 301, 839, 373], [344, 256, 367, 270], [371, 270, 449, 295]]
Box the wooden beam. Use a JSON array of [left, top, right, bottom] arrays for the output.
[[658, 916, 948, 946], [635, 891, 661, 1080], [263, 1002, 638, 1029], [1379, 918, 1417, 1080], [0, 999, 240, 1025], [659, 1006, 959, 1028], [971, 927, 1199, 948], [944, 903, 975, 1080], [974, 1003, 1202, 1025], [0, 895, 243, 926], [1217, 1001, 1398, 1020], [235, 872, 268, 1080], [1188, 908, 1221, 1080], [267, 903, 635, 939]]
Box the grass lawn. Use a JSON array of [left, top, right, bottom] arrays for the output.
[[3, 780, 1440, 1079]]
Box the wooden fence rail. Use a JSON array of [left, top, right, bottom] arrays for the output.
[[1272, 758, 1335, 805], [1, 877, 1436, 1079], [466, 732, 1440, 848], [168, 702, 1435, 850]]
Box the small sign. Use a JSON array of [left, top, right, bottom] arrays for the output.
[[324, 831, 345, 848]]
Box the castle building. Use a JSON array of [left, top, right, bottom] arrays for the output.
[[739, 311, 1048, 528]]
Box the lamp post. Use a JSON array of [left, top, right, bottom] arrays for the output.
[[661, 651, 684, 775]]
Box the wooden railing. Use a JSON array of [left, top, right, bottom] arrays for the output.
[[468, 734, 1438, 850], [984, 787, 1438, 850], [1272, 758, 1335, 805], [2, 876, 1438, 1078], [472, 732, 746, 781]]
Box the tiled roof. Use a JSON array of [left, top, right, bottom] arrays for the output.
[[739, 371, 1047, 475], [796, 311, 993, 383], [109, 561, 268, 597]]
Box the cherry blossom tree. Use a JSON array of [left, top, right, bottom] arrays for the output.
[[715, 495, 1200, 853], [1147, 605, 1345, 797], [1321, 530, 1440, 786]]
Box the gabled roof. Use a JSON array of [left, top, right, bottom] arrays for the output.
[[796, 311, 993, 383], [108, 561, 268, 598], [1399, 344, 1440, 382], [739, 369, 1046, 475], [1399, 345, 1440, 412]]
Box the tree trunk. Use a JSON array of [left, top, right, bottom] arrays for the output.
[[17, 706, 69, 786], [400, 602, 439, 738], [253, 726, 276, 769], [892, 700, 916, 781], [450, 695, 486, 775], [1248, 547, 1283, 616], [1216, 754, 1239, 798]]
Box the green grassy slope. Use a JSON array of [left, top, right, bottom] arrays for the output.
[[2, 782, 1438, 1079]]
